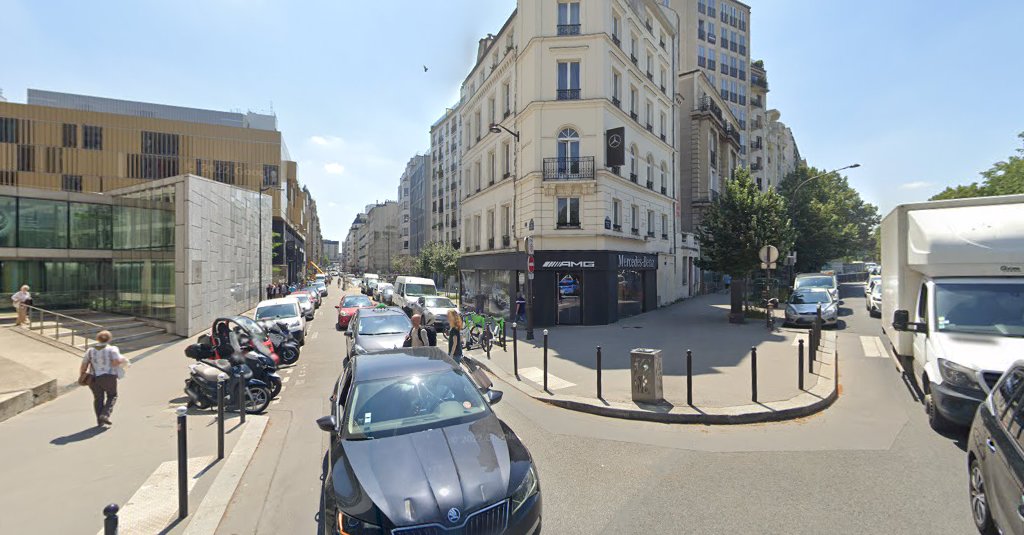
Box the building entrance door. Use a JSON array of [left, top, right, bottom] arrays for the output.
[[556, 271, 582, 325]]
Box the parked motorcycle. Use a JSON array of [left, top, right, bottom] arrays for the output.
[[189, 332, 283, 398], [183, 354, 272, 414], [261, 321, 300, 365]]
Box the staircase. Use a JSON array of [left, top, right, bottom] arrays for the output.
[[21, 307, 179, 353]]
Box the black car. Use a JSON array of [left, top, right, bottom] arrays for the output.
[[968, 362, 1024, 535], [318, 347, 542, 534]]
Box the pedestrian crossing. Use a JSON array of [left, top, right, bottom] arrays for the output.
[[859, 335, 890, 358], [518, 366, 576, 390]]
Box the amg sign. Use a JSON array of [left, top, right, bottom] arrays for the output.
[[542, 261, 596, 269]]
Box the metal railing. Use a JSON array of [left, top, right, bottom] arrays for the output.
[[556, 89, 581, 100], [557, 24, 581, 35], [25, 305, 103, 349], [543, 157, 595, 180]]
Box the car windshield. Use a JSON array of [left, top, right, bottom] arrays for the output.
[[357, 315, 411, 335], [255, 303, 299, 320], [342, 296, 372, 307], [405, 283, 436, 296], [294, 294, 310, 304], [790, 290, 832, 304], [796, 276, 835, 289], [935, 282, 1024, 337], [423, 297, 455, 308], [344, 370, 489, 439], [871, 285, 882, 297]]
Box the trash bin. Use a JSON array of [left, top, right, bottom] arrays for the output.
[[630, 348, 663, 403]]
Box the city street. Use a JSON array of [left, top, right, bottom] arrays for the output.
[[217, 283, 974, 534]]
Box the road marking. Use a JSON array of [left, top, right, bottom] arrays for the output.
[[518, 366, 576, 390], [859, 336, 889, 358], [791, 333, 809, 346], [311, 332, 319, 340], [97, 456, 214, 535], [281, 376, 290, 383], [280, 368, 293, 374]]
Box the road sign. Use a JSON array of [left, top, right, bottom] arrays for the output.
[[527, 255, 535, 273], [760, 262, 777, 270], [759, 245, 779, 264], [526, 236, 535, 255]]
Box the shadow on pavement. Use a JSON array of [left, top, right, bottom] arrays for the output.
[[50, 425, 108, 445]]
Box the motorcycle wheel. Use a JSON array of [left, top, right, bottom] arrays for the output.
[[279, 346, 300, 365], [244, 386, 272, 414], [270, 378, 282, 398]]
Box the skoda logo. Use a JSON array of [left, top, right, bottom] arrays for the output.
[[447, 507, 461, 523], [608, 134, 622, 148]]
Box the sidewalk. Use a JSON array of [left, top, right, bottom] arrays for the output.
[[473, 292, 829, 415]]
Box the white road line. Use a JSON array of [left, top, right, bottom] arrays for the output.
[[518, 366, 576, 390], [791, 333, 809, 346], [281, 368, 293, 374], [874, 336, 890, 359], [97, 456, 214, 535], [311, 332, 319, 340], [271, 398, 281, 405], [281, 376, 291, 383], [860, 336, 880, 357]]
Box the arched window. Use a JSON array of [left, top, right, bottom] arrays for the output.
[[660, 162, 668, 192], [556, 128, 581, 178], [646, 154, 654, 186], [629, 145, 638, 177]]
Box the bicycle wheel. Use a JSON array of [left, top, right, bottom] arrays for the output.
[[481, 331, 493, 353]]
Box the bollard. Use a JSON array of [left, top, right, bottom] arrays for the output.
[[511, 323, 519, 380], [751, 346, 758, 403], [103, 504, 119, 535], [686, 349, 693, 407], [217, 373, 227, 461], [486, 333, 491, 360], [798, 340, 805, 391], [236, 367, 246, 424], [815, 305, 822, 349], [176, 406, 188, 519], [809, 330, 817, 368], [543, 329, 549, 393], [502, 321, 507, 351], [835, 346, 840, 391], [596, 346, 603, 400]]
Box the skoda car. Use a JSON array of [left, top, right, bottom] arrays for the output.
[[318, 348, 542, 535]]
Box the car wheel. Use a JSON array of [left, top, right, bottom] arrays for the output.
[[970, 457, 998, 534], [336, 322, 342, 331], [925, 393, 954, 433]]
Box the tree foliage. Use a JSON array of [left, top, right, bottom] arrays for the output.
[[777, 166, 880, 272], [390, 254, 418, 276], [931, 132, 1024, 200], [695, 167, 794, 277], [417, 241, 461, 279]]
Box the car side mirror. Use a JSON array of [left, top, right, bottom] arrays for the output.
[[892, 310, 910, 331], [334, 305, 340, 309], [485, 389, 503, 405], [344, 331, 352, 338], [316, 415, 337, 432]]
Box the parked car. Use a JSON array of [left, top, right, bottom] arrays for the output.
[[253, 297, 307, 345], [344, 306, 411, 357], [968, 363, 1024, 535], [794, 273, 840, 302], [292, 292, 315, 320], [865, 275, 882, 297], [393, 275, 438, 314], [313, 280, 328, 297], [335, 294, 374, 331], [783, 288, 839, 328], [317, 347, 541, 535], [867, 283, 882, 317], [374, 282, 394, 303], [412, 295, 460, 332]]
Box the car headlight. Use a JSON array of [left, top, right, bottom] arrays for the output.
[[353, 344, 368, 355], [337, 512, 382, 534], [340, 311, 349, 317], [938, 358, 980, 390], [510, 465, 539, 514]]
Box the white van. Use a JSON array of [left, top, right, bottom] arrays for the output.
[[393, 276, 438, 314]]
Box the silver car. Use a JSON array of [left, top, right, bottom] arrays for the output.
[[794, 273, 839, 302], [784, 288, 839, 327], [345, 307, 412, 357]]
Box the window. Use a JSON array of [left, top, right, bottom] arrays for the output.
[[994, 369, 1024, 422], [474, 161, 481, 191], [557, 1, 581, 34], [502, 142, 511, 176], [659, 112, 667, 138], [19, 198, 68, 248], [629, 145, 638, 177], [488, 151, 495, 185], [647, 210, 655, 236], [501, 204, 510, 239], [646, 154, 654, 186], [488, 97, 496, 124], [612, 13, 621, 42], [629, 86, 638, 117], [142, 131, 179, 156], [707, 22, 715, 41], [630, 35, 638, 61], [557, 61, 581, 99], [631, 205, 639, 233], [62, 124, 77, 148], [263, 164, 280, 186], [62, 174, 83, 192], [557, 128, 581, 167], [661, 162, 668, 191], [646, 51, 654, 76], [486, 210, 495, 241], [661, 214, 669, 238], [45, 147, 62, 174], [69, 202, 112, 249], [660, 67, 667, 91], [503, 82, 511, 114], [557, 197, 580, 228], [708, 49, 716, 70], [612, 70, 621, 104], [0, 117, 19, 143], [213, 160, 236, 184], [83, 125, 103, 150], [613, 199, 622, 229], [645, 100, 653, 128], [17, 145, 35, 172], [698, 45, 706, 67]]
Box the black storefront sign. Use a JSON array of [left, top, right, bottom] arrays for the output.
[[605, 127, 625, 167]]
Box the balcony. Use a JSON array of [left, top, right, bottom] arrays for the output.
[[661, 84, 666, 94], [630, 111, 639, 121], [543, 156, 595, 180], [610, 166, 621, 176], [661, 186, 667, 195], [645, 21, 652, 32], [751, 162, 763, 171], [662, 233, 669, 239], [502, 235, 510, 247], [752, 76, 768, 90], [631, 228, 640, 236], [646, 71, 653, 81], [646, 123, 653, 132], [647, 231, 656, 238], [452, 240, 461, 249], [613, 223, 622, 232], [646, 179, 654, 189], [630, 54, 638, 65], [612, 96, 621, 108], [557, 88, 581, 100], [751, 97, 763, 108], [612, 34, 620, 46], [707, 33, 716, 44], [558, 24, 581, 36], [660, 39, 666, 49], [660, 133, 666, 142], [488, 238, 494, 250], [630, 173, 638, 183]]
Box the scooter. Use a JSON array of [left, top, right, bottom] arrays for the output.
[[263, 322, 300, 365], [183, 354, 272, 414], [187, 336, 282, 398]]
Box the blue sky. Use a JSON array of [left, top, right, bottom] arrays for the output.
[[2, 0, 1023, 239]]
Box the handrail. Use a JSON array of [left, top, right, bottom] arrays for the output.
[[24, 305, 103, 329], [24, 304, 104, 350]]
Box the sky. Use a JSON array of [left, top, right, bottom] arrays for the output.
[[2, 0, 1023, 240]]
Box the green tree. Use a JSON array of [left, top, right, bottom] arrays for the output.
[[391, 254, 419, 275], [696, 167, 793, 319], [931, 132, 1024, 200], [418, 241, 461, 281], [777, 166, 880, 272]]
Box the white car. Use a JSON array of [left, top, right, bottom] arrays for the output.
[[291, 292, 315, 320], [254, 297, 306, 345], [865, 275, 882, 297], [867, 283, 882, 317]]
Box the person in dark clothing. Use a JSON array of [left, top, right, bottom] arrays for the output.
[[447, 310, 463, 362], [422, 310, 438, 346], [515, 293, 526, 323]]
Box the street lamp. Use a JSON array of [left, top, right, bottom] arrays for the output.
[[792, 163, 860, 194]]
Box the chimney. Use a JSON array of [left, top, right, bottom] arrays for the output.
[[477, 33, 496, 63]]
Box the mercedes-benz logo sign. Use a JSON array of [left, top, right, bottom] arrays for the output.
[[608, 134, 622, 148], [447, 507, 461, 524]]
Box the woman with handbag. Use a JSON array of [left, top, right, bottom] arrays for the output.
[[78, 330, 127, 427]]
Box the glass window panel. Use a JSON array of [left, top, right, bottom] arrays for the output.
[[0, 196, 16, 247], [18, 198, 68, 248], [69, 203, 113, 249]]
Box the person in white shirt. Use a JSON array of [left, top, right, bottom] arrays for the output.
[[79, 330, 127, 427], [11, 285, 30, 326], [409, 314, 430, 347]]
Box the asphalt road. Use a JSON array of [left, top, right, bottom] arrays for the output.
[[217, 283, 976, 534]]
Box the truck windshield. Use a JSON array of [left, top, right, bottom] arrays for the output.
[[405, 284, 437, 296], [935, 282, 1024, 337]]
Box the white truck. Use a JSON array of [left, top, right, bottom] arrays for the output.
[[882, 194, 1024, 431]]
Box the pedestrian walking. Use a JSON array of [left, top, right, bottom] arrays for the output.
[[515, 293, 526, 323], [265, 283, 275, 299], [447, 310, 463, 362], [11, 285, 31, 326], [422, 310, 438, 347], [723, 274, 732, 291], [409, 314, 430, 347], [78, 330, 127, 427]]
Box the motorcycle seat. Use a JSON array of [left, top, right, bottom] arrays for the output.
[[194, 362, 228, 383]]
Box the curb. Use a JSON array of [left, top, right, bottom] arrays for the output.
[[469, 332, 840, 425]]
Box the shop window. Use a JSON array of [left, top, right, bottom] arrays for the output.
[[618, 269, 644, 318]]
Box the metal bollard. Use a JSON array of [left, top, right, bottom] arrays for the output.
[[543, 329, 549, 393], [502, 321, 507, 351], [596, 346, 603, 400], [236, 368, 246, 424], [217, 373, 227, 461], [486, 333, 491, 360], [751, 347, 758, 403], [103, 503, 119, 535], [176, 406, 188, 519], [835, 347, 840, 391], [809, 331, 817, 368], [686, 349, 693, 406], [511, 323, 519, 380], [798, 340, 804, 391]]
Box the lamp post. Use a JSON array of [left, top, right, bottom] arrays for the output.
[[791, 163, 861, 195], [490, 122, 529, 337], [258, 184, 274, 301]]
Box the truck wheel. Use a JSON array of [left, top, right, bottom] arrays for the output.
[[925, 393, 953, 433]]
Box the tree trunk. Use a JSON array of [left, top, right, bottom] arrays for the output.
[[729, 277, 746, 323]]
